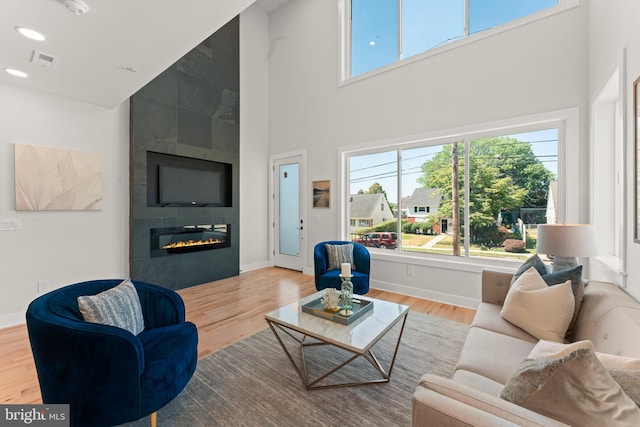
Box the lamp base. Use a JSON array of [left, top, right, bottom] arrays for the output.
[[551, 256, 578, 272]]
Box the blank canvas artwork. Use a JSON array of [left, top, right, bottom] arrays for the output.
[[14, 144, 103, 211]]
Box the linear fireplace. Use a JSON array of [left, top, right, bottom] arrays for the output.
[[150, 224, 230, 258]]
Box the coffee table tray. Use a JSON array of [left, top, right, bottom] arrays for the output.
[[301, 297, 373, 325]]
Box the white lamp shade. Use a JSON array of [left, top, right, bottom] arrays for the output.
[[536, 224, 599, 257]]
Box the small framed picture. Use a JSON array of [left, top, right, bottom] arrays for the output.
[[312, 180, 330, 208]]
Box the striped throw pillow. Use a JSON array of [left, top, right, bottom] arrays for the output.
[[325, 243, 355, 271], [77, 278, 145, 335]]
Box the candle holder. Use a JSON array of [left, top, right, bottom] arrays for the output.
[[339, 274, 354, 317]]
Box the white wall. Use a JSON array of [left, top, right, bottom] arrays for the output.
[[267, 0, 589, 307], [0, 83, 129, 326], [0, 5, 274, 328], [239, 5, 271, 272], [588, 0, 640, 301]]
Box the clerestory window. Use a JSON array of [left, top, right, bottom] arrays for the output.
[[344, 0, 574, 79]]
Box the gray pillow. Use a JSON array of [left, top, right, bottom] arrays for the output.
[[542, 265, 583, 340], [510, 254, 547, 286], [325, 243, 355, 271], [77, 278, 145, 335]]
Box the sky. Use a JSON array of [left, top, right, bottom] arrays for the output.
[[351, 0, 558, 77], [349, 0, 559, 203], [349, 128, 558, 204]]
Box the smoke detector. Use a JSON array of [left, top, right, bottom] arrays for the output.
[[59, 0, 90, 15]]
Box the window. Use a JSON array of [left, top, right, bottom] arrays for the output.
[[344, 116, 569, 263], [345, 0, 566, 79]]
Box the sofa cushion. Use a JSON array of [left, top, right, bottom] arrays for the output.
[[455, 326, 536, 385], [472, 303, 537, 343], [573, 281, 640, 357], [451, 369, 505, 397], [501, 341, 640, 426], [77, 278, 145, 335], [137, 322, 198, 414], [500, 267, 574, 342]]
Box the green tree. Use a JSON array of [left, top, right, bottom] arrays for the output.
[[366, 182, 388, 200], [418, 137, 551, 241]]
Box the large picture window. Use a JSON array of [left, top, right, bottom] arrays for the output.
[[346, 0, 568, 79], [345, 124, 560, 262]]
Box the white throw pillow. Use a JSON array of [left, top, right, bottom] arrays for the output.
[[530, 340, 640, 370], [500, 267, 574, 342]]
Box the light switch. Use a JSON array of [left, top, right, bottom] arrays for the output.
[[0, 219, 20, 231]]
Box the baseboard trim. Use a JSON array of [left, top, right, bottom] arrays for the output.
[[240, 261, 270, 273], [0, 311, 25, 330], [371, 279, 479, 310]]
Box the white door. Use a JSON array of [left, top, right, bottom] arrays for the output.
[[274, 156, 304, 271]]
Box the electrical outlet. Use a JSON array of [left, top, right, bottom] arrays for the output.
[[407, 266, 414, 277], [37, 281, 50, 294], [0, 219, 20, 231]]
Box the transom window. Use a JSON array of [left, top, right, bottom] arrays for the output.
[[344, 120, 567, 263], [346, 0, 565, 78]]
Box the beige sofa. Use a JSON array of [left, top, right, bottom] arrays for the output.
[[412, 269, 640, 427]]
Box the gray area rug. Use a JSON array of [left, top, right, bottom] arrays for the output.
[[124, 311, 468, 427]]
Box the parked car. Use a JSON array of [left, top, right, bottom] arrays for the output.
[[353, 232, 397, 249]]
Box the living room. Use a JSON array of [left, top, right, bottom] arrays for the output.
[[1, 0, 640, 424]]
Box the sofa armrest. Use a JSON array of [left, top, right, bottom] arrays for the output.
[[413, 375, 569, 427], [481, 269, 514, 304]]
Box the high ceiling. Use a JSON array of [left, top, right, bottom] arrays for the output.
[[0, 0, 286, 108]]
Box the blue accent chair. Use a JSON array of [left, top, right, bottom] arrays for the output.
[[26, 279, 198, 427], [314, 241, 370, 295]]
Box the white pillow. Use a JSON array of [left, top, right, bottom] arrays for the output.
[[530, 340, 640, 369], [597, 353, 640, 370], [500, 267, 574, 342]]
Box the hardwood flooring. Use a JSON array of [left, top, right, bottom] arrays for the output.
[[0, 267, 475, 404]]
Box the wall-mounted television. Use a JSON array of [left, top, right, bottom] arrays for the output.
[[147, 151, 232, 207]]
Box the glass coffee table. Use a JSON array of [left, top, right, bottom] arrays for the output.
[[265, 291, 409, 390]]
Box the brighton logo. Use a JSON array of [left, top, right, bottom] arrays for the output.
[[0, 405, 69, 426]]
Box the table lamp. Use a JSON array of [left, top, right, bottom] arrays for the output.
[[536, 224, 598, 272]]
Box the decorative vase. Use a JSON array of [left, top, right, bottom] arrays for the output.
[[340, 275, 353, 317]]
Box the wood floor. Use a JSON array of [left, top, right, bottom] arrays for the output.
[[0, 267, 475, 404]]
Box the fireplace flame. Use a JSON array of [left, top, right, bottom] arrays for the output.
[[162, 238, 221, 250]]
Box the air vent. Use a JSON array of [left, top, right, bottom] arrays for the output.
[[31, 50, 59, 69]]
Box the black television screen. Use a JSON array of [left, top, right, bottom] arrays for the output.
[[147, 151, 232, 207]]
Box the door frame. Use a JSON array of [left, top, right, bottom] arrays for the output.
[[269, 150, 307, 270]]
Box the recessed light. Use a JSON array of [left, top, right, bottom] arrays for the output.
[[15, 27, 46, 41], [5, 68, 28, 78]]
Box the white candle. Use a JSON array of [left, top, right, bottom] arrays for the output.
[[341, 262, 351, 277]]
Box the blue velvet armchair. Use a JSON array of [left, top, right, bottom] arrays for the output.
[[26, 279, 198, 427], [314, 241, 370, 294]]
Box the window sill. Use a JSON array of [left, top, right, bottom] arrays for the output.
[[368, 248, 521, 274]]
